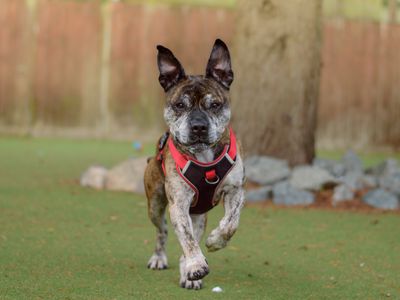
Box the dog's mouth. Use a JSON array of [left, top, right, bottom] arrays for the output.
[[171, 131, 209, 145], [177, 136, 212, 152], [189, 137, 209, 144], [187, 135, 212, 146], [187, 142, 211, 152]]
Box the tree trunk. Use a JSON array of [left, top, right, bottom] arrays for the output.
[[231, 0, 322, 166]]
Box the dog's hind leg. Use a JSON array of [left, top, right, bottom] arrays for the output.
[[147, 184, 168, 270], [144, 158, 168, 270], [179, 214, 207, 289], [145, 159, 169, 270]]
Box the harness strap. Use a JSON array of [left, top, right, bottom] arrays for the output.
[[167, 139, 188, 171], [227, 128, 237, 161], [156, 128, 237, 214], [167, 128, 236, 171]]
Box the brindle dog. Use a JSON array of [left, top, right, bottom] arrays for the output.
[[144, 39, 245, 290]]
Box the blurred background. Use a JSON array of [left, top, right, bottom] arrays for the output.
[[1, 0, 399, 157]]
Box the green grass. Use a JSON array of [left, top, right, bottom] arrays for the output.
[[318, 149, 400, 169], [0, 136, 399, 299], [324, 0, 400, 23]]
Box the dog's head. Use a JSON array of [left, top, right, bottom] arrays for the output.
[[156, 39, 234, 152]]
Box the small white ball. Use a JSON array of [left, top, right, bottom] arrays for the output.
[[212, 286, 223, 293]]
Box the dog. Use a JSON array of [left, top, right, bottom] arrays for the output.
[[144, 39, 245, 290]]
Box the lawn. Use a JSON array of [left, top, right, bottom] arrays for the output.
[[0, 136, 399, 299]]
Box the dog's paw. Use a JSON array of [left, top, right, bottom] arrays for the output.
[[180, 278, 203, 290], [206, 230, 228, 252], [147, 252, 168, 270], [185, 255, 209, 281]]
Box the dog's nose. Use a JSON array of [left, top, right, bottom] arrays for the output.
[[190, 119, 208, 136]]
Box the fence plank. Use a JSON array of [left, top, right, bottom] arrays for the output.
[[0, 0, 31, 128], [33, 0, 102, 128]]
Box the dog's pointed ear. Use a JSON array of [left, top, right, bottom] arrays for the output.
[[157, 45, 186, 92], [205, 39, 233, 89]]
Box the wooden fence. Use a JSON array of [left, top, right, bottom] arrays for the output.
[[318, 20, 400, 149], [0, 0, 234, 139], [0, 0, 399, 149]]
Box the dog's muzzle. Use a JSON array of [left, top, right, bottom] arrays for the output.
[[189, 110, 209, 142]]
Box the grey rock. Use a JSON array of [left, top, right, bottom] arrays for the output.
[[105, 157, 147, 194], [272, 181, 315, 206], [290, 165, 338, 191], [332, 184, 354, 205], [80, 165, 108, 190], [359, 174, 378, 188], [245, 186, 272, 202], [342, 150, 363, 174], [371, 159, 400, 196], [341, 173, 380, 191], [244, 156, 290, 185], [313, 158, 346, 177], [337, 151, 366, 190], [340, 171, 365, 190], [366, 159, 399, 177], [379, 173, 400, 197], [362, 189, 399, 210]]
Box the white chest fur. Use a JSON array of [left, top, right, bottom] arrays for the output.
[[195, 149, 215, 163]]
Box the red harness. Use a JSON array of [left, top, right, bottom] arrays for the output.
[[157, 128, 237, 214]]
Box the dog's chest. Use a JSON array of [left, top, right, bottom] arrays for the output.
[[195, 149, 215, 163]]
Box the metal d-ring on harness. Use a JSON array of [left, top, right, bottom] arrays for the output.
[[205, 172, 220, 185], [157, 128, 238, 215]]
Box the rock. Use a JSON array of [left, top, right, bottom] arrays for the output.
[[290, 165, 338, 191], [244, 156, 290, 185], [338, 151, 367, 190], [342, 150, 363, 174], [105, 157, 147, 194], [332, 184, 354, 205], [371, 159, 400, 197], [313, 158, 346, 177], [340, 171, 364, 190], [245, 186, 272, 202], [362, 189, 399, 210], [272, 181, 315, 206], [359, 174, 378, 188], [379, 173, 400, 197], [366, 159, 398, 177], [80, 165, 108, 190]]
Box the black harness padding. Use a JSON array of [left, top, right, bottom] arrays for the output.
[[182, 155, 236, 214]]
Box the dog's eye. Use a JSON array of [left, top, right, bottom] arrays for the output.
[[174, 102, 185, 110], [211, 102, 221, 109]]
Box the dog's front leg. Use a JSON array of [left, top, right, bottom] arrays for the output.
[[206, 185, 245, 252], [169, 205, 209, 280], [167, 183, 209, 281]]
